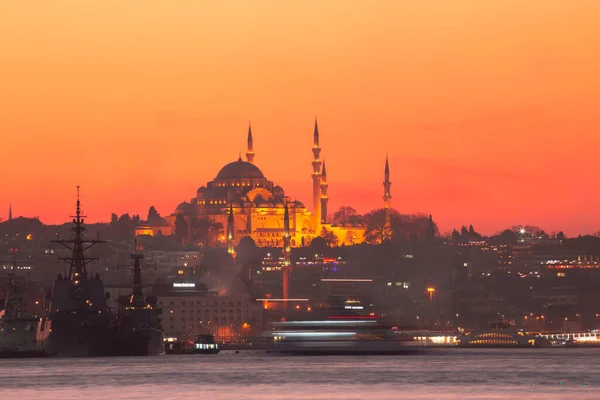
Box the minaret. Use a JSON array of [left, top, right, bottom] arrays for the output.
[[227, 204, 235, 257], [383, 155, 392, 229], [311, 117, 322, 226], [8, 203, 12, 221], [320, 160, 329, 224], [282, 202, 291, 309], [426, 214, 435, 240], [246, 122, 255, 163]]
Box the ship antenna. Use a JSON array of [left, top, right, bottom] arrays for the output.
[[52, 186, 105, 281]]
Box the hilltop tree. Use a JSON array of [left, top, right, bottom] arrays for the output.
[[332, 206, 360, 226], [108, 213, 140, 241], [362, 209, 439, 244], [147, 206, 160, 220]]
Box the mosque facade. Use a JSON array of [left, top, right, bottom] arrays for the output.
[[136, 120, 391, 248]]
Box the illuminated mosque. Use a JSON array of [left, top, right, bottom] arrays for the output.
[[137, 119, 392, 248]]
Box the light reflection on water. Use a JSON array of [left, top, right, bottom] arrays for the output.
[[0, 348, 599, 399]]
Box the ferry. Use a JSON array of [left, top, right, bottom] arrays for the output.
[[459, 321, 550, 348], [266, 316, 423, 355]]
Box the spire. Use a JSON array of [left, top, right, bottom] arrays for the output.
[[321, 159, 327, 179], [385, 154, 390, 176], [246, 122, 255, 163], [311, 117, 323, 226], [383, 156, 392, 230], [8, 203, 12, 221], [313, 116, 319, 147], [238, 151, 242, 162]]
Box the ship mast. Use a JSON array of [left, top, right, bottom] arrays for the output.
[[130, 240, 145, 306], [6, 247, 17, 297], [52, 186, 105, 281]]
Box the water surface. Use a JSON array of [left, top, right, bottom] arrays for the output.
[[1, 348, 598, 399]]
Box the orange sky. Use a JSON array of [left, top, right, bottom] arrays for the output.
[[1, 0, 599, 235]]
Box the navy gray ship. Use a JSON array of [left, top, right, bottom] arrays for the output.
[[112, 247, 164, 356], [33, 187, 164, 357], [0, 249, 40, 356]]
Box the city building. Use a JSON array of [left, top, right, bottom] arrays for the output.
[[152, 281, 263, 343]]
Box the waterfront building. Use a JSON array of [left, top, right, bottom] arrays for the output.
[[152, 281, 263, 343]]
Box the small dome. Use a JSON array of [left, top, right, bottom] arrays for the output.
[[293, 200, 305, 208], [176, 202, 192, 212], [147, 215, 169, 226], [273, 185, 284, 197], [197, 186, 207, 198], [216, 159, 265, 180]]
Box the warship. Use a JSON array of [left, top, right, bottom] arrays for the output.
[[0, 248, 40, 355], [112, 246, 164, 356], [36, 187, 114, 357]]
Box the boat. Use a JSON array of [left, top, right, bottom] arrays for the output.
[[266, 315, 423, 355], [0, 248, 41, 356], [164, 334, 220, 355], [35, 187, 114, 357], [459, 321, 550, 348], [194, 334, 220, 354], [111, 248, 165, 356]]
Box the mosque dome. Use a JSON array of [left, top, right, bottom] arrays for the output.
[[216, 159, 265, 180], [176, 202, 192, 213], [197, 186, 207, 198]]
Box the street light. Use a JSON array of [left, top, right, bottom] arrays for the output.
[[427, 287, 436, 303]]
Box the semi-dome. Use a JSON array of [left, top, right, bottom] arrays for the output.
[[216, 159, 265, 180], [176, 202, 192, 212]]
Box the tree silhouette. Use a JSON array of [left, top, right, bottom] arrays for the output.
[[332, 206, 360, 226], [147, 206, 160, 220], [344, 231, 357, 246], [320, 226, 338, 247], [174, 215, 188, 244], [309, 236, 328, 252]]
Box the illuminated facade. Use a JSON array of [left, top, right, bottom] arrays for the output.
[[137, 120, 393, 248]]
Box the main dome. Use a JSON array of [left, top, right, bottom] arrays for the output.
[[216, 159, 266, 180]]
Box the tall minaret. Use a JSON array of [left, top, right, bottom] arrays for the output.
[[320, 160, 329, 224], [8, 203, 12, 221], [383, 155, 392, 229], [227, 204, 235, 257], [246, 122, 255, 163], [282, 202, 291, 309], [311, 117, 322, 226]]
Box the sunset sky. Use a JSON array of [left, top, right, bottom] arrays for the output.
[[1, 1, 599, 235]]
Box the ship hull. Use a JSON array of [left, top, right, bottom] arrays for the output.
[[112, 327, 165, 356], [0, 319, 38, 352], [37, 315, 114, 357]]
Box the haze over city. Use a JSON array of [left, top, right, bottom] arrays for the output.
[[2, 0, 599, 235]]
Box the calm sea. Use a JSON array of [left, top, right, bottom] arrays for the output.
[[1, 348, 599, 399]]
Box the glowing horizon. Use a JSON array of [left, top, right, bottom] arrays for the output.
[[1, 1, 599, 236]]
